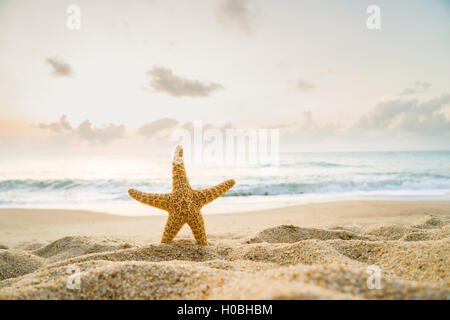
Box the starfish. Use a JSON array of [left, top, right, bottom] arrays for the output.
[[128, 145, 235, 245]]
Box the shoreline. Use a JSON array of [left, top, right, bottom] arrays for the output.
[[2, 193, 450, 217]]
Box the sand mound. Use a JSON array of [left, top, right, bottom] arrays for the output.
[[401, 228, 449, 241], [0, 215, 449, 299], [39, 239, 356, 269], [32, 236, 134, 263], [0, 244, 8, 250], [247, 225, 371, 243], [366, 225, 411, 240], [363, 215, 450, 241], [0, 250, 44, 281], [414, 215, 450, 229], [1, 259, 448, 300], [331, 239, 449, 283], [0, 261, 228, 299], [209, 264, 449, 300], [15, 242, 47, 251]]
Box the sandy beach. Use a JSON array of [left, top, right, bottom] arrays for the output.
[[0, 200, 449, 299], [2, 0, 450, 305]]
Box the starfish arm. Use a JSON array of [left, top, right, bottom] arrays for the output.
[[161, 214, 185, 243], [194, 179, 235, 206], [128, 189, 171, 211], [172, 145, 191, 191], [187, 214, 208, 245]]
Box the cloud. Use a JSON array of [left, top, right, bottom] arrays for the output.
[[38, 115, 72, 132], [400, 81, 431, 95], [138, 118, 179, 139], [295, 78, 316, 91], [33, 92, 450, 152], [275, 93, 450, 151], [39, 115, 125, 145], [147, 66, 224, 98], [45, 57, 74, 77], [355, 94, 450, 135], [216, 0, 254, 33], [76, 120, 125, 145], [291, 70, 333, 92]]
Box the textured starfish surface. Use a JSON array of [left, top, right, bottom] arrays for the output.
[[128, 145, 235, 245]]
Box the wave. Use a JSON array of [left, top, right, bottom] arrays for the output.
[[224, 177, 450, 197], [0, 179, 169, 205], [0, 179, 168, 191], [268, 161, 364, 168], [1, 171, 450, 205]]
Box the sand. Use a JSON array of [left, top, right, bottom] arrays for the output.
[[0, 200, 449, 299]]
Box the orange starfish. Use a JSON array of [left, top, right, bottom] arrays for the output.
[[128, 145, 235, 245]]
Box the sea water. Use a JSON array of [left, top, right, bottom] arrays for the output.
[[1, 151, 449, 215]]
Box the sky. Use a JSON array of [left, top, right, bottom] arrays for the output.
[[0, 0, 450, 156]]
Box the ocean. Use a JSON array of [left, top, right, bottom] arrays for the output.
[[1, 151, 450, 214]]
